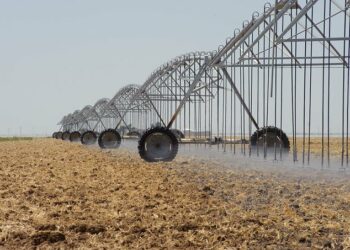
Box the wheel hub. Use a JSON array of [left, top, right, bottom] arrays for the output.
[[62, 132, 70, 141], [82, 131, 97, 145], [70, 132, 81, 142], [56, 132, 63, 140], [98, 130, 121, 149], [144, 132, 173, 160], [257, 132, 283, 147]]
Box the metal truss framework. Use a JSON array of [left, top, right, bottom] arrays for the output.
[[59, 85, 146, 134], [56, 0, 350, 166]]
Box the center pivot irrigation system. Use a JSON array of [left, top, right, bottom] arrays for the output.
[[53, 0, 350, 166]]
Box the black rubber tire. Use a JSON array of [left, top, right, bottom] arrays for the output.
[[69, 131, 81, 142], [250, 126, 290, 149], [138, 127, 178, 162], [98, 129, 121, 149], [81, 131, 97, 145], [52, 132, 57, 138], [56, 132, 63, 140], [61, 131, 71, 141]]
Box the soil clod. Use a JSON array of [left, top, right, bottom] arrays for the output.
[[31, 231, 65, 245]]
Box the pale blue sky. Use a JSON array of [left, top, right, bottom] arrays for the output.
[[0, 0, 260, 136]]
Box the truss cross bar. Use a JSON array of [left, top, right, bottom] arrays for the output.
[[221, 68, 259, 130]]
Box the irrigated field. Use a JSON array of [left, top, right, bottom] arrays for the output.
[[1, 139, 350, 249]]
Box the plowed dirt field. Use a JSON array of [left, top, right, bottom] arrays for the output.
[[1, 139, 350, 249]]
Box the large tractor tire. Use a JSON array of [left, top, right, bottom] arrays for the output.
[[250, 126, 290, 149], [69, 131, 81, 143], [98, 129, 121, 149], [138, 127, 178, 162], [55, 132, 63, 140], [61, 131, 71, 141], [81, 131, 97, 145]]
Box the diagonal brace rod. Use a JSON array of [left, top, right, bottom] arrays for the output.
[[221, 68, 259, 130]]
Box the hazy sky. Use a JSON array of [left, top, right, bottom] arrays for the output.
[[0, 0, 262, 136]]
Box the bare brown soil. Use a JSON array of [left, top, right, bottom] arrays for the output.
[[1, 139, 350, 249], [0, 137, 33, 142], [295, 137, 350, 157]]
